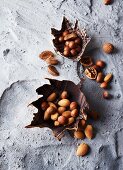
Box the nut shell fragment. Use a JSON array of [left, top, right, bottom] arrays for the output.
[[84, 67, 97, 79], [80, 56, 93, 67]]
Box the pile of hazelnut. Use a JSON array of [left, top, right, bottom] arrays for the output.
[[58, 30, 82, 57]]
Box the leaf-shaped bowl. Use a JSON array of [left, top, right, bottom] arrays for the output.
[[26, 79, 89, 140], [51, 17, 91, 61]]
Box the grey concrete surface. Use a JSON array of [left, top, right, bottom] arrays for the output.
[[0, 0, 123, 170]]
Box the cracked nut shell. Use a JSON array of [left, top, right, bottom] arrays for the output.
[[84, 67, 97, 79]]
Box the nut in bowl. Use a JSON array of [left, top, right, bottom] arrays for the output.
[[26, 78, 89, 140], [51, 17, 91, 61]]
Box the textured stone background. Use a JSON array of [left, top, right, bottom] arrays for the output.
[[0, 0, 123, 170]]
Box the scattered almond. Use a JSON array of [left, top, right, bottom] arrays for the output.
[[48, 65, 59, 76], [104, 73, 113, 83], [62, 111, 71, 118], [85, 125, 93, 139], [74, 130, 85, 139], [96, 60, 105, 68], [96, 72, 104, 83], [100, 82, 108, 89], [76, 143, 89, 156], [58, 99, 70, 107]]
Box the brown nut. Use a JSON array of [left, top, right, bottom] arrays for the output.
[[84, 67, 97, 79], [84, 125, 93, 139], [96, 60, 105, 68], [70, 102, 78, 110], [54, 120, 60, 126], [44, 106, 56, 120], [48, 102, 57, 109], [75, 38, 81, 44], [104, 73, 113, 83], [70, 49, 77, 56], [68, 41, 76, 49], [48, 65, 59, 76], [68, 117, 75, 125], [63, 50, 70, 57], [60, 91, 69, 99], [47, 92, 57, 102], [51, 113, 59, 121], [62, 30, 69, 37], [103, 0, 112, 5], [74, 130, 85, 139], [76, 143, 89, 156], [62, 111, 71, 118], [80, 119, 86, 128], [92, 65, 101, 72], [100, 82, 108, 89], [39, 51, 54, 61], [103, 91, 111, 99], [71, 109, 78, 117], [64, 46, 70, 51], [58, 115, 66, 125], [58, 99, 70, 107], [96, 72, 104, 83], [58, 107, 66, 114], [65, 41, 70, 46], [41, 101, 49, 111], [103, 43, 114, 53], [46, 57, 59, 65], [59, 36, 64, 42], [64, 32, 77, 41], [89, 111, 99, 120]]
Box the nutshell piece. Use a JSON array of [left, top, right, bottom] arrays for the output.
[[80, 56, 93, 67], [100, 82, 108, 89], [84, 67, 97, 79], [103, 43, 114, 53], [39, 51, 54, 60], [48, 65, 59, 76], [74, 130, 85, 139]]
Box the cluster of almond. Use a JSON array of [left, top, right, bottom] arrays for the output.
[[58, 30, 82, 57], [41, 90, 97, 156], [83, 43, 114, 99], [39, 51, 60, 76], [41, 91, 79, 126]]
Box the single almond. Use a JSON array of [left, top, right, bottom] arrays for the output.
[[46, 57, 59, 65], [104, 73, 113, 83], [51, 113, 59, 121], [58, 99, 70, 107], [68, 117, 75, 125], [62, 111, 71, 118], [48, 65, 59, 76], [64, 32, 77, 41], [60, 91, 69, 99], [76, 143, 89, 156], [44, 106, 56, 120], [84, 125, 93, 139], [41, 101, 49, 111], [96, 72, 104, 83], [58, 107, 66, 114], [74, 130, 85, 139], [39, 51, 54, 60], [47, 92, 57, 102]]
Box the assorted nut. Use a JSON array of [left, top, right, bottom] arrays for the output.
[[76, 143, 89, 156]]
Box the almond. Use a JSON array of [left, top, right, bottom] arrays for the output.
[[48, 102, 57, 109], [60, 91, 69, 99], [76, 143, 89, 156], [58, 99, 70, 107], [70, 102, 78, 110], [96, 60, 105, 68], [39, 51, 54, 60], [41, 102, 49, 111], [58, 107, 66, 114], [68, 117, 75, 125], [51, 113, 59, 121], [64, 32, 77, 41], [103, 0, 112, 5], [46, 57, 59, 65], [62, 111, 71, 118], [74, 130, 85, 139], [58, 116, 66, 125], [54, 120, 60, 126], [104, 73, 113, 83], [44, 106, 56, 120], [47, 92, 57, 102], [84, 125, 93, 139], [48, 65, 59, 76]]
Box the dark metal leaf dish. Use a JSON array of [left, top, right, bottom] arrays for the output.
[[26, 78, 89, 140], [51, 17, 91, 61]]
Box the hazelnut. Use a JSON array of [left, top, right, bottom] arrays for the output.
[[103, 43, 114, 53], [51, 113, 59, 121], [70, 102, 78, 110], [96, 60, 105, 68], [63, 30, 69, 37], [70, 49, 77, 56], [58, 116, 66, 125], [68, 117, 75, 125], [68, 41, 76, 49], [64, 46, 70, 52], [75, 38, 81, 44], [103, 91, 110, 99], [41, 101, 49, 111], [59, 36, 64, 42], [74, 130, 85, 139], [100, 82, 108, 89], [63, 50, 70, 57], [85, 125, 93, 139], [71, 109, 78, 117], [96, 72, 104, 83], [58, 107, 66, 114], [61, 91, 69, 99], [103, 0, 112, 5]]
